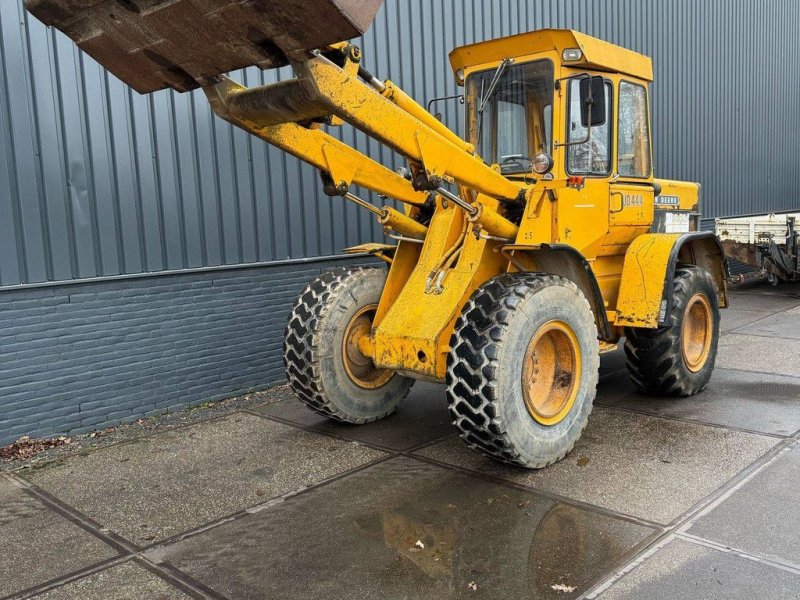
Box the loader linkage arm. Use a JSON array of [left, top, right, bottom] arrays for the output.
[[25, 0, 522, 243], [203, 48, 522, 241]]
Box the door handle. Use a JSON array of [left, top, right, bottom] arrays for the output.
[[610, 191, 624, 213]]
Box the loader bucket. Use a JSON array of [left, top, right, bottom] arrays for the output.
[[25, 0, 384, 94]]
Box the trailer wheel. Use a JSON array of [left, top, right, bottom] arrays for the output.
[[284, 267, 413, 423], [446, 273, 599, 469], [624, 265, 720, 396]]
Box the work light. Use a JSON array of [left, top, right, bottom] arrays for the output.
[[533, 153, 554, 174]]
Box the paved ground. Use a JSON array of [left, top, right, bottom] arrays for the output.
[[2, 280, 800, 600]]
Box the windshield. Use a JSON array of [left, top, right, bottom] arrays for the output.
[[467, 59, 554, 175]]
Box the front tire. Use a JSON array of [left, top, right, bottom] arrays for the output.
[[624, 265, 720, 396], [446, 273, 600, 469], [283, 267, 414, 423]]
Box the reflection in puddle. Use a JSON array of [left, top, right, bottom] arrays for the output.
[[352, 483, 636, 598], [164, 457, 652, 599]]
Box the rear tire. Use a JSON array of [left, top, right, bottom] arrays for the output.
[[624, 265, 720, 396], [283, 267, 414, 423], [446, 273, 600, 469]]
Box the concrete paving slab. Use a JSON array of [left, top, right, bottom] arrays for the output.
[[416, 408, 777, 524], [726, 290, 800, 312], [733, 309, 800, 340], [0, 476, 116, 598], [256, 382, 453, 451], [719, 308, 774, 333], [25, 413, 385, 545], [31, 561, 190, 600], [732, 280, 800, 298], [156, 457, 654, 600], [599, 538, 800, 599], [596, 368, 800, 436], [688, 445, 800, 566], [717, 334, 800, 376]]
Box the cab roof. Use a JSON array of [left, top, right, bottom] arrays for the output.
[[449, 29, 653, 82]]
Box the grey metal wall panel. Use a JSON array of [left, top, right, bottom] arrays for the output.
[[1, 0, 799, 287]]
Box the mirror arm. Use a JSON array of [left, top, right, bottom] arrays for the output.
[[555, 116, 592, 148], [426, 93, 465, 113], [554, 74, 592, 148]]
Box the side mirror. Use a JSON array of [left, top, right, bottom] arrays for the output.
[[579, 76, 606, 127]]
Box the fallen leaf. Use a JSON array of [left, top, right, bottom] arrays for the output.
[[576, 456, 589, 467], [0, 435, 73, 462]]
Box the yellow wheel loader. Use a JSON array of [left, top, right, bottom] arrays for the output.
[[28, 0, 728, 468]]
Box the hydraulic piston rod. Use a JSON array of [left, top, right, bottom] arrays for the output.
[[342, 193, 428, 240]]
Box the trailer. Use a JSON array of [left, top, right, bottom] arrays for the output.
[[716, 212, 800, 284]]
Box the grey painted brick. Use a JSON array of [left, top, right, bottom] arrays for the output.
[[0, 257, 372, 444]]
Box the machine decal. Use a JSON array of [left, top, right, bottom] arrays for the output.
[[655, 195, 680, 206], [623, 194, 643, 207]]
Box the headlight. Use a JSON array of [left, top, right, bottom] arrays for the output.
[[532, 153, 554, 175], [455, 68, 465, 84]]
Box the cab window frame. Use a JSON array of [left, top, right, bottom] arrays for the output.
[[464, 58, 556, 172], [564, 75, 614, 178], [616, 80, 653, 179]]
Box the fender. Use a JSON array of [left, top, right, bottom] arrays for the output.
[[505, 243, 613, 340], [615, 232, 729, 328]]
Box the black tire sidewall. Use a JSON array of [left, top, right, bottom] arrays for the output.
[[624, 265, 721, 396], [316, 269, 411, 421], [671, 266, 720, 390], [494, 284, 598, 463]]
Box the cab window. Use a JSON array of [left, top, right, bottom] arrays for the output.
[[617, 81, 651, 177], [466, 60, 554, 175], [566, 78, 612, 175]]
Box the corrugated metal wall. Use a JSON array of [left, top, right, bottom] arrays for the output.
[[1, 0, 799, 288]]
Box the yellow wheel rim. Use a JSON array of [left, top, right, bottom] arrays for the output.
[[522, 320, 582, 426], [342, 304, 394, 389], [682, 293, 713, 372]]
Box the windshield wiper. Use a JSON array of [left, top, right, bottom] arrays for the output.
[[475, 58, 512, 155], [478, 58, 512, 114]]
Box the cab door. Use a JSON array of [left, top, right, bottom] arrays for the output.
[[556, 76, 614, 253], [606, 80, 655, 252]]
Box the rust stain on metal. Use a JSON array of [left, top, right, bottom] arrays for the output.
[[25, 0, 383, 93]]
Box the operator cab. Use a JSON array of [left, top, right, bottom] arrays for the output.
[[450, 29, 654, 182]]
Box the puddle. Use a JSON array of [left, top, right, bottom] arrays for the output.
[[161, 457, 653, 599]]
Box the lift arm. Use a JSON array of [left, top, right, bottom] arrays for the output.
[[26, 0, 520, 239]]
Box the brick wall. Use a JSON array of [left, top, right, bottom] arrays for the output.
[[0, 256, 371, 445]]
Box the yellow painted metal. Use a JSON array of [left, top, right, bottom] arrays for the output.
[[470, 200, 520, 240], [449, 29, 653, 84], [372, 195, 508, 379], [614, 233, 684, 328], [298, 56, 525, 202], [379, 207, 428, 240], [204, 77, 428, 207], [342, 243, 396, 264], [380, 81, 474, 154], [197, 28, 725, 381], [522, 320, 582, 426], [342, 304, 394, 389], [654, 178, 701, 213], [682, 293, 713, 372]]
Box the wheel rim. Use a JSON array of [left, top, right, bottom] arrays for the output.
[[342, 304, 394, 389], [682, 293, 713, 372], [522, 320, 582, 426]]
